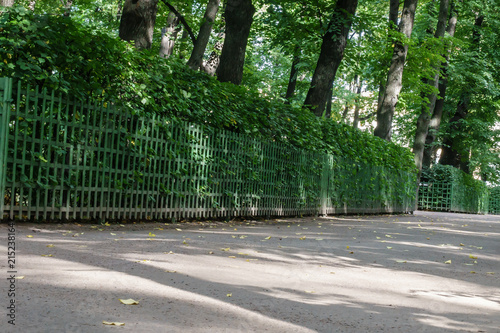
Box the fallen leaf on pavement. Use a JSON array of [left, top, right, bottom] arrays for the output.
[[119, 299, 139, 305], [103, 321, 125, 326]]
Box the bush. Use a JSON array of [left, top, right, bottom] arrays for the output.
[[0, 7, 416, 174]]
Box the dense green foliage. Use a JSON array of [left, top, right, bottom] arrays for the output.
[[0, 6, 416, 173]]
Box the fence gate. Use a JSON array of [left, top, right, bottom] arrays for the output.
[[0, 78, 12, 217]]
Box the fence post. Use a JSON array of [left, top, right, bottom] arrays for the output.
[[319, 154, 329, 216], [0, 77, 13, 218]]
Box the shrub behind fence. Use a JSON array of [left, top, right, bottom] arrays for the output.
[[1, 77, 417, 221]]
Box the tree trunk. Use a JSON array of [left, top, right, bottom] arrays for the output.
[[159, 12, 180, 58], [422, 1, 458, 169], [325, 84, 334, 119], [187, 0, 220, 70], [374, 0, 418, 141], [437, 13, 483, 174], [0, 0, 15, 7], [119, 0, 159, 49], [412, 0, 450, 178], [304, 0, 358, 117], [216, 0, 255, 85], [62, 0, 73, 16], [438, 97, 469, 169], [285, 47, 300, 103], [352, 76, 363, 129], [376, 0, 400, 112]]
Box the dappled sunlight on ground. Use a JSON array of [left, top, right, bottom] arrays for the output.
[[1, 210, 499, 332]]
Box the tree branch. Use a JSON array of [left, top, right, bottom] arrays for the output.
[[359, 111, 376, 121], [160, 0, 197, 45]]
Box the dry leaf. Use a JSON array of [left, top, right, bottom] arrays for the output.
[[164, 270, 177, 273], [444, 260, 452, 264], [228, 256, 236, 259], [469, 255, 478, 259], [27, 235, 34, 238], [470, 271, 476, 274], [103, 321, 125, 326], [346, 246, 349, 249], [396, 260, 406, 263], [387, 247, 393, 249], [176, 228, 182, 232], [119, 298, 139, 305], [110, 233, 116, 236], [221, 248, 230, 251], [41, 254, 53, 257], [459, 243, 465, 246], [299, 236, 306, 240], [149, 232, 156, 237], [46, 244, 54, 248], [264, 236, 271, 240], [226, 293, 232, 297]]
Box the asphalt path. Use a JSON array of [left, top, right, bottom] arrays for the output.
[[1, 211, 499, 332]]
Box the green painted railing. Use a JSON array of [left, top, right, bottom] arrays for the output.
[[489, 187, 500, 215], [1, 78, 416, 221], [418, 181, 491, 215]]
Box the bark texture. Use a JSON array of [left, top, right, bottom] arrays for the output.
[[187, 0, 220, 70], [437, 13, 483, 174], [412, 0, 450, 177], [422, 1, 458, 169], [0, 0, 14, 7], [374, 0, 418, 141], [304, 0, 358, 117], [216, 0, 255, 85], [438, 97, 470, 172], [119, 0, 159, 49], [285, 48, 300, 103], [159, 12, 180, 58], [376, 0, 400, 111]]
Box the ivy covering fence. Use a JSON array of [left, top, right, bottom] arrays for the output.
[[0, 78, 416, 221], [418, 165, 491, 214]]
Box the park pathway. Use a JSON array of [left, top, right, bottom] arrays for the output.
[[1, 211, 499, 332]]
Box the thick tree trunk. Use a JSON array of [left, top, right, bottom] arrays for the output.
[[119, 0, 159, 49], [202, 1, 225, 75], [374, 0, 418, 141], [376, 0, 400, 112], [216, 0, 255, 85], [187, 0, 220, 70], [304, 0, 358, 117], [438, 97, 469, 169], [285, 48, 300, 103], [159, 12, 180, 58], [412, 0, 450, 177], [422, 1, 458, 169], [437, 13, 483, 174]]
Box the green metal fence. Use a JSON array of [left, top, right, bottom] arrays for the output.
[[418, 181, 490, 214], [489, 187, 500, 215], [1, 78, 416, 221]]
